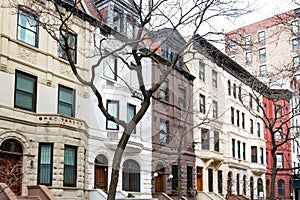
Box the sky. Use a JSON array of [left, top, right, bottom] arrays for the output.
[[224, 0, 298, 32]]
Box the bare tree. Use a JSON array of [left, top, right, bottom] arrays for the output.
[[4, 0, 254, 199]]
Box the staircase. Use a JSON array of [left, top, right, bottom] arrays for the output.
[[0, 183, 56, 200], [208, 192, 225, 200], [226, 194, 248, 200], [196, 191, 214, 200]]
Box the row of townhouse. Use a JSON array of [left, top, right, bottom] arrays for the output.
[[0, 0, 293, 200], [226, 7, 300, 200]]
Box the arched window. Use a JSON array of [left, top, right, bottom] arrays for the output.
[[233, 84, 237, 98], [257, 178, 263, 197], [122, 159, 140, 192], [236, 174, 240, 195], [250, 176, 254, 199], [95, 154, 108, 166], [227, 171, 232, 194], [228, 80, 231, 95], [0, 139, 23, 153], [243, 175, 246, 195], [278, 180, 285, 197]]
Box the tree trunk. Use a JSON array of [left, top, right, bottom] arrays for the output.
[[107, 132, 130, 200], [270, 149, 277, 200], [177, 141, 182, 200]]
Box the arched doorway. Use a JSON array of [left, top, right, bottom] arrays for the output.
[[94, 155, 108, 192], [250, 176, 254, 200], [155, 164, 165, 192], [227, 171, 232, 194], [196, 166, 203, 191], [0, 139, 23, 195], [122, 159, 140, 192]]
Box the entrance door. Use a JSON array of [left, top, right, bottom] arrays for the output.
[[94, 155, 108, 192], [155, 174, 164, 192], [94, 165, 108, 192], [0, 139, 23, 195], [197, 167, 203, 191]]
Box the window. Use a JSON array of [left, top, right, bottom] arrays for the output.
[[187, 166, 193, 192], [106, 100, 119, 130], [275, 128, 282, 142], [160, 79, 169, 102], [178, 87, 186, 109], [228, 80, 231, 95], [259, 65, 267, 77], [38, 143, 53, 186], [14, 70, 37, 112], [245, 35, 252, 47], [17, 9, 38, 47], [122, 159, 140, 192], [259, 48, 266, 60], [292, 20, 299, 33], [208, 168, 213, 192], [256, 98, 260, 112], [212, 100, 218, 118], [199, 94, 205, 113], [251, 146, 257, 163], [258, 31, 265, 42], [236, 110, 240, 127], [160, 120, 169, 144], [249, 94, 253, 109], [229, 40, 235, 51], [236, 174, 240, 195], [233, 84, 236, 98], [243, 143, 246, 160], [257, 122, 261, 137], [294, 56, 300, 68], [113, 9, 124, 33], [58, 30, 77, 63], [126, 18, 135, 39], [237, 141, 241, 159], [232, 139, 235, 157], [231, 107, 234, 125], [218, 170, 223, 194], [127, 104, 136, 134], [243, 175, 246, 195], [172, 165, 178, 191], [292, 39, 299, 51], [214, 131, 219, 152], [250, 119, 254, 134], [246, 52, 252, 63], [199, 62, 205, 81], [212, 70, 218, 88], [64, 145, 77, 187], [275, 104, 282, 118], [260, 147, 264, 164], [242, 113, 245, 129], [201, 128, 210, 150], [103, 56, 117, 80], [238, 87, 242, 101], [278, 180, 285, 197], [58, 85, 75, 117]]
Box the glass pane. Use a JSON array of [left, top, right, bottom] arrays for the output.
[[17, 75, 34, 93], [64, 165, 75, 185], [127, 105, 135, 122], [59, 88, 73, 104], [16, 91, 33, 110], [104, 57, 116, 79], [39, 165, 51, 184], [64, 147, 75, 165], [40, 145, 51, 164], [58, 103, 72, 116]]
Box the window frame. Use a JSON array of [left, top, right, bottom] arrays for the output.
[[122, 159, 140, 192], [160, 79, 169, 102], [293, 56, 300, 68], [214, 131, 219, 152], [106, 100, 119, 130], [245, 35, 252, 47], [212, 100, 218, 118], [103, 56, 118, 81], [258, 31, 265, 43], [199, 94, 206, 113], [127, 103, 136, 134], [159, 120, 169, 145], [199, 62, 205, 81], [246, 52, 252, 64], [278, 180, 285, 197], [212, 70, 218, 88], [58, 30, 77, 63], [178, 86, 186, 109], [58, 85, 75, 117], [63, 145, 77, 187], [251, 146, 257, 163], [37, 143, 53, 186], [14, 70, 37, 112], [232, 139, 235, 157], [229, 40, 235, 52], [292, 20, 299, 33], [201, 128, 210, 150], [292, 38, 299, 51], [259, 65, 267, 77], [259, 48, 266, 60], [17, 8, 39, 47]]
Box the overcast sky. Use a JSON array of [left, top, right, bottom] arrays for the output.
[[224, 0, 298, 32]]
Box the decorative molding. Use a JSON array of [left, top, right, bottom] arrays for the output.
[[60, 63, 74, 77], [17, 46, 37, 65]]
